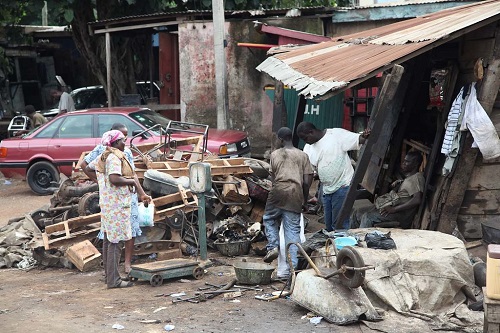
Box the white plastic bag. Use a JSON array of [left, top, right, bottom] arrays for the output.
[[277, 214, 306, 278], [137, 202, 155, 227]]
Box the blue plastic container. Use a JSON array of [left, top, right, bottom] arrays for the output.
[[334, 236, 357, 250]]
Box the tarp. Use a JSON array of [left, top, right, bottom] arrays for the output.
[[312, 229, 483, 332]]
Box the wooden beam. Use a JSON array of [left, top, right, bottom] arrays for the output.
[[437, 23, 500, 234], [335, 64, 406, 229]]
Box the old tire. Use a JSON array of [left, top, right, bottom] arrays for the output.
[[336, 246, 365, 288], [27, 161, 59, 195]]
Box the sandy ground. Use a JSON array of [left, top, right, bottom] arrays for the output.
[[0, 176, 370, 333], [0, 175, 485, 333]]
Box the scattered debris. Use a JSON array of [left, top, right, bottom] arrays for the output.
[[309, 316, 323, 325], [164, 324, 175, 331], [139, 319, 161, 324], [111, 323, 125, 330], [153, 307, 167, 313]]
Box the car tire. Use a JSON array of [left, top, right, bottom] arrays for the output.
[[27, 161, 60, 195]]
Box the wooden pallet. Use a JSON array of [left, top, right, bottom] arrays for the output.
[[42, 213, 101, 250], [153, 185, 198, 222], [42, 188, 199, 250], [135, 157, 253, 179]]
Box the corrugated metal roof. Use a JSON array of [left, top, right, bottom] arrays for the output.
[[256, 0, 500, 99]]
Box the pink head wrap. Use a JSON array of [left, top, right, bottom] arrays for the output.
[[101, 130, 125, 147]]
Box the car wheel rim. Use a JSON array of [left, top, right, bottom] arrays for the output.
[[35, 169, 53, 188]]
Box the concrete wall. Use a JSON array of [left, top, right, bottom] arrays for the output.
[[178, 17, 324, 157]]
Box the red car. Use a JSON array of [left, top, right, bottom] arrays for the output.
[[0, 107, 250, 194]]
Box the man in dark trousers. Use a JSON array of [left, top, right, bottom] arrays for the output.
[[297, 121, 369, 231], [263, 127, 313, 276]]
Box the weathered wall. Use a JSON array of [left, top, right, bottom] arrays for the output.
[[452, 23, 500, 239], [178, 17, 324, 157]]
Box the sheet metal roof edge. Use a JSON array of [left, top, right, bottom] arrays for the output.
[[334, 0, 477, 10], [88, 6, 332, 28]]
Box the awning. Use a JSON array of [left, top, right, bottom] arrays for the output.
[[256, 0, 500, 99]]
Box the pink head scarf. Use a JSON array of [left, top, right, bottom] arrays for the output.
[[101, 130, 125, 147]]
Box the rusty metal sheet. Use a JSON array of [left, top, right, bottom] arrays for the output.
[[257, 0, 500, 98], [459, 189, 500, 215]]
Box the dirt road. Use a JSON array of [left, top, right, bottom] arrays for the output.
[[0, 176, 367, 333], [0, 178, 464, 333]]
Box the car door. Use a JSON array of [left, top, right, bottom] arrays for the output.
[[47, 114, 99, 175]]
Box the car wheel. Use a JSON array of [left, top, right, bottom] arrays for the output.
[[27, 161, 60, 195]]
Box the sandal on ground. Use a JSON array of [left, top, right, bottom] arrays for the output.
[[109, 280, 134, 289]]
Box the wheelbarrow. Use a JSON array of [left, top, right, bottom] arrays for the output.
[[277, 239, 381, 324]]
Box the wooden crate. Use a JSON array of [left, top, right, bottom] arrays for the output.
[[65, 240, 101, 272], [484, 287, 500, 332]]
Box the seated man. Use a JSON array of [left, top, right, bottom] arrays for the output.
[[350, 151, 424, 229]]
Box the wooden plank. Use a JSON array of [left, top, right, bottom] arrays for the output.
[[44, 213, 101, 234], [438, 25, 500, 234], [465, 239, 483, 249], [337, 64, 406, 228], [45, 227, 100, 250], [460, 190, 500, 215], [467, 164, 500, 190]]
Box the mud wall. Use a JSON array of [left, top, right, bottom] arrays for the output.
[[178, 18, 324, 157]]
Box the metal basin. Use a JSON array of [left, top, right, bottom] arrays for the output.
[[233, 261, 275, 285], [214, 239, 251, 257]]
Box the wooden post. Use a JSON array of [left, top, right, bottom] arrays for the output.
[[271, 81, 287, 152], [437, 24, 500, 234], [335, 65, 406, 229], [105, 31, 112, 107], [212, 0, 229, 129], [292, 95, 307, 147]]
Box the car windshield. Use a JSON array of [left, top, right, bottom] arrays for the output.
[[129, 109, 171, 134]]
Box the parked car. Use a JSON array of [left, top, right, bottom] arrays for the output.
[[43, 82, 160, 118], [0, 107, 251, 194]]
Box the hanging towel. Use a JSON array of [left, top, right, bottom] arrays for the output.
[[441, 88, 464, 156], [461, 82, 500, 160]]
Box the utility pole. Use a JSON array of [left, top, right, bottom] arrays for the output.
[[212, 0, 229, 129]]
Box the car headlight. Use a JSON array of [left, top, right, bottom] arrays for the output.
[[219, 143, 237, 155]]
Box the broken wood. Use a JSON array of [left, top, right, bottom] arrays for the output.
[[222, 175, 250, 204], [134, 158, 252, 179], [250, 202, 266, 223], [42, 188, 198, 249], [65, 240, 101, 272], [336, 64, 407, 228]]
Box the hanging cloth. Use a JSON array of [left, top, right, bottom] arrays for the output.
[[441, 87, 464, 156], [460, 82, 500, 160]]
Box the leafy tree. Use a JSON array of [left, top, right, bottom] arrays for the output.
[[3, 0, 337, 106]]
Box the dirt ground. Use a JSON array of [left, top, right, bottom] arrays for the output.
[[0, 176, 372, 333]]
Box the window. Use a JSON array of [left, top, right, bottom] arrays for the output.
[[57, 115, 93, 138], [35, 118, 64, 138], [97, 114, 143, 137], [129, 109, 171, 135]]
